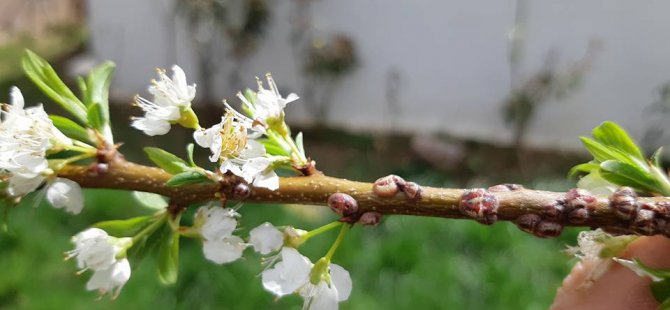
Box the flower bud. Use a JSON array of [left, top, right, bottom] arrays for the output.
[[515, 214, 541, 234], [459, 188, 499, 225], [610, 187, 638, 220], [328, 193, 359, 216], [372, 175, 404, 198], [233, 183, 251, 200], [358, 212, 383, 226]]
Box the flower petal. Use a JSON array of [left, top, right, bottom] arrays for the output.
[[46, 178, 84, 214], [261, 247, 312, 297], [249, 222, 284, 255]]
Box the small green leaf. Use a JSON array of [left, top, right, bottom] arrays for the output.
[[144, 147, 190, 175], [157, 224, 180, 285], [49, 115, 93, 144], [166, 171, 212, 187], [87, 102, 105, 131], [600, 160, 661, 193], [580, 137, 640, 166], [92, 216, 154, 237], [21, 50, 88, 123], [652, 279, 670, 304], [132, 191, 168, 210], [85, 61, 115, 109], [568, 162, 599, 177], [592, 121, 645, 160], [186, 143, 196, 167]]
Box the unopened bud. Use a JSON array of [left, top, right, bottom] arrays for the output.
[[372, 175, 405, 198], [610, 187, 638, 220], [358, 212, 383, 226], [328, 193, 359, 216], [459, 189, 499, 225]]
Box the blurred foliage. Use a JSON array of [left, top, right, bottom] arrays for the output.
[[0, 23, 86, 84]]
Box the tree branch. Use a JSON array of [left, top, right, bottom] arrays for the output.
[[57, 155, 670, 238]]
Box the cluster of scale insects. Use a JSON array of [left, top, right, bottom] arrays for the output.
[[322, 173, 670, 238]]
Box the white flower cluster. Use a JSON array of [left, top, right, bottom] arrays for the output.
[[193, 74, 298, 191], [198, 214, 352, 309], [237, 73, 299, 123], [0, 87, 84, 213], [132, 65, 196, 136], [68, 228, 132, 298], [262, 248, 352, 310]]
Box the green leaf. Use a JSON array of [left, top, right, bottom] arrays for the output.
[[144, 147, 190, 175], [592, 121, 645, 160], [157, 225, 180, 285], [600, 160, 661, 193], [86, 102, 105, 131], [580, 137, 640, 166], [132, 191, 168, 210], [85, 61, 115, 108], [568, 162, 599, 177], [21, 50, 88, 123], [166, 171, 212, 187], [186, 143, 196, 167], [652, 279, 670, 304], [92, 216, 154, 237], [49, 115, 93, 144]]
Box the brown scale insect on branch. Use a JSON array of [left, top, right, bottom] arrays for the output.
[[57, 152, 670, 239]]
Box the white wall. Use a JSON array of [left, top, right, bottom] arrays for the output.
[[87, 0, 670, 152]]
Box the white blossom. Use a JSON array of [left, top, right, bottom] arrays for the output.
[[86, 258, 131, 298], [46, 178, 84, 214], [249, 222, 284, 255], [68, 228, 133, 298], [132, 65, 196, 136], [0, 87, 72, 196], [262, 247, 312, 297], [196, 206, 247, 264], [202, 235, 246, 264], [237, 73, 299, 123], [566, 229, 636, 288], [261, 248, 353, 309], [193, 112, 279, 190], [300, 264, 352, 310], [200, 207, 239, 240]]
